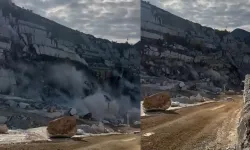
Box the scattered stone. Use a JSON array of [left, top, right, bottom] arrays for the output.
[[0, 116, 7, 124], [69, 108, 77, 116], [143, 92, 171, 111], [0, 124, 8, 134], [134, 131, 140, 134], [18, 102, 30, 109], [47, 116, 77, 138]]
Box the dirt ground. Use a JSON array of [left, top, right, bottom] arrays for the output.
[[141, 95, 243, 150], [0, 134, 140, 150]]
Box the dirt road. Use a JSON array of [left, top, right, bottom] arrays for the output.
[[141, 95, 243, 150], [0, 134, 140, 150]]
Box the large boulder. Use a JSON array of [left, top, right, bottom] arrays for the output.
[[0, 124, 8, 134], [143, 92, 171, 111], [47, 116, 76, 138]]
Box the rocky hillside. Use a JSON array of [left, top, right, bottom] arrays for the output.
[[0, 0, 140, 127], [231, 28, 250, 45], [141, 1, 250, 97]]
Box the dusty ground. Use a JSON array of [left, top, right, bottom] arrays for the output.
[[0, 134, 140, 150], [141, 95, 243, 150]]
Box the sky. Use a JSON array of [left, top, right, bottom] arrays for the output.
[[12, 0, 140, 44], [147, 0, 250, 32]]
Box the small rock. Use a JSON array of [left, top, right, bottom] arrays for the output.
[[69, 108, 77, 116], [6, 100, 17, 107], [0, 116, 7, 124], [0, 124, 8, 134], [81, 113, 92, 120], [134, 121, 140, 126], [47, 116, 77, 138], [77, 124, 95, 134], [102, 120, 110, 124], [179, 82, 185, 88], [171, 101, 180, 107], [76, 129, 85, 135], [133, 121, 140, 128], [18, 102, 30, 109], [47, 106, 56, 113]]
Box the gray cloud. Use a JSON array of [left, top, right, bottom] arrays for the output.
[[12, 0, 140, 44], [148, 0, 250, 32]]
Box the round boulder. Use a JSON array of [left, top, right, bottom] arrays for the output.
[[0, 124, 8, 134], [143, 92, 171, 111], [47, 116, 77, 138]]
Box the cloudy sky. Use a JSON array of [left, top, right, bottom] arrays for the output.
[[12, 0, 140, 44], [148, 0, 250, 32]]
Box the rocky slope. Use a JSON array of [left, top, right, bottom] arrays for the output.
[[0, 0, 140, 129], [141, 1, 250, 99]]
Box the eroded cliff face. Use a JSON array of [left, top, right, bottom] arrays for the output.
[[238, 75, 250, 150], [0, 0, 140, 125], [141, 1, 250, 94]]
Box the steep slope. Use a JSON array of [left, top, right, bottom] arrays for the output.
[[141, 1, 249, 99], [0, 0, 140, 127]]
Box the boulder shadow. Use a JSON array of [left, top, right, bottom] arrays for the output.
[[145, 109, 179, 115]]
